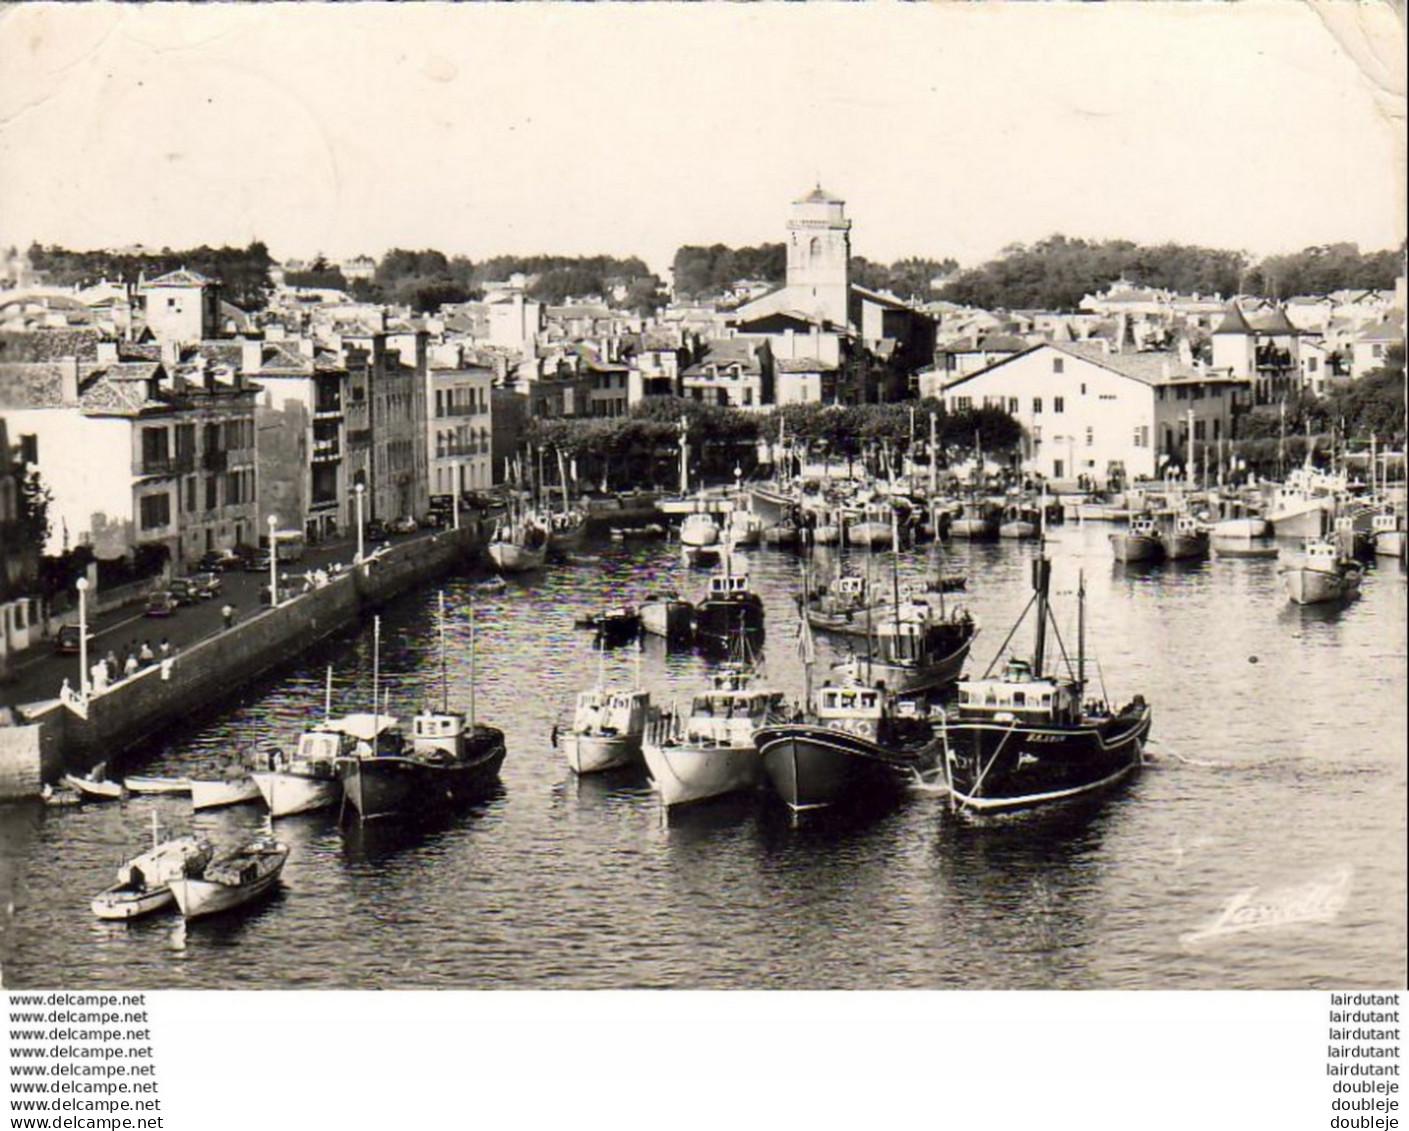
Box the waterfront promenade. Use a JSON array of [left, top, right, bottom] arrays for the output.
[[0, 528, 434, 717]]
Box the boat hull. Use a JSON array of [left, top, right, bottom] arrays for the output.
[[1374, 531, 1404, 559], [640, 599, 693, 641], [693, 598, 765, 648], [339, 741, 506, 820], [755, 724, 931, 812], [1281, 564, 1363, 605], [1161, 532, 1209, 561], [488, 541, 547, 573], [91, 886, 175, 921], [845, 521, 891, 548], [998, 521, 1037, 540], [169, 863, 284, 921], [940, 707, 1151, 812], [251, 772, 341, 817], [563, 732, 644, 775], [122, 777, 193, 796], [642, 741, 761, 807], [1209, 517, 1269, 539], [1269, 502, 1330, 540], [1110, 533, 1163, 563], [189, 778, 262, 811], [950, 517, 998, 540], [62, 774, 124, 801]]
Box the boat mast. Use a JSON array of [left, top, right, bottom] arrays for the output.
[[371, 615, 380, 722], [439, 590, 449, 713], [928, 411, 938, 499], [469, 594, 478, 729], [1032, 556, 1050, 677], [890, 505, 902, 641], [556, 446, 571, 516], [1077, 569, 1086, 694], [678, 416, 689, 497], [324, 665, 333, 723]]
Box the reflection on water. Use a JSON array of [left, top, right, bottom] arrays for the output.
[[0, 524, 1403, 990]]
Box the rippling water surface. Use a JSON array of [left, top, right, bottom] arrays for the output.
[[2, 524, 1404, 990]]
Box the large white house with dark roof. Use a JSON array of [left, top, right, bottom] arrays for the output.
[[937, 341, 1249, 486]]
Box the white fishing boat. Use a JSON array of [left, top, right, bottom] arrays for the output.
[[189, 776, 262, 811], [724, 508, 763, 549], [251, 670, 365, 817], [679, 511, 721, 564], [845, 503, 893, 549], [560, 687, 654, 774], [642, 667, 785, 807], [487, 509, 549, 574], [1159, 513, 1210, 561], [1266, 460, 1346, 540], [91, 812, 213, 921], [639, 591, 694, 641], [169, 835, 288, 921], [122, 776, 193, 796], [1278, 536, 1365, 605], [1372, 511, 1405, 559]]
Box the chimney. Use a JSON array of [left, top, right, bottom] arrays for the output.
[[241, 336, 263, 376], [60, 356, 80, 405], [96, 340, 119, 364], [298, 336, 315, 360], [160, 339, 179, 370]]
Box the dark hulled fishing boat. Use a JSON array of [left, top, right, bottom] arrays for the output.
[[938, 558, 1151, 813], [755, 680, 940, 813], [336, 598, 507, 821], [693, 569, 764, 652]]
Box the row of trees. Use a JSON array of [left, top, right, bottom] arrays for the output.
[[521, 397, 1026, 491], [26, 241, 276, 311], [939, 235, 1404, 312], [669, 244, 959, 302]]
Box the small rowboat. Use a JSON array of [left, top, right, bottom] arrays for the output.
[[91, 812, 213, 921], [169, 835, 288, 921], [62, 773, 126, 802], [189, 776, 262, 811], [123, 776, 193, 796]]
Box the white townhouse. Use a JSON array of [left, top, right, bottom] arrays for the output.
[[938, 342, 1248, 487]]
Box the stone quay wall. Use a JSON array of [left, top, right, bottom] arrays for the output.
[[0, 527, 483, 797]]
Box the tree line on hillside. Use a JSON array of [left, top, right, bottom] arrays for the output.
[[25, 241, 275, 311], [939, 235, 1405, 313], [669, 244, 959, 302]]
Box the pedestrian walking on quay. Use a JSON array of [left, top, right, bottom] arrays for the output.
[[159, 638, 171, 659], [122, 652, 139, 679], [222, 603, 235, 630], [138, 640, 155, 666]]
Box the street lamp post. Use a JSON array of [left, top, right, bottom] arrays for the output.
[[453, 464, 460, 531], [267, 515, 279, 606], [354, 483, 365, 563], [76, 577, 90, 697]]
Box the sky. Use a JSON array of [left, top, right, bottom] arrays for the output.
[[0, 2, 1404, 278]]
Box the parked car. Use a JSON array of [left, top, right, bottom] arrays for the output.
[[167, 578, 200, 606], [390, 515, 418, 535], [244, 551, 272, 573], [53, 624, 94, 655], [189, 571, 222, 599], [144, 591, 179, 617], [196, 549, 244, 573], [364, 518, 389, 542]]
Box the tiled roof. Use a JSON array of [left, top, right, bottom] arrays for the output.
[[1357, 321, 1405, 342], [0, 361, 164, 415], [776, 357, 833, 373], [1246, 307, 1299, 335], [850, 284, 910, 311], [143, 268, 213, 288], [1058, 342, 1205, 385], [1212, 303, 1254, 335], [0, 328, 102, 364]]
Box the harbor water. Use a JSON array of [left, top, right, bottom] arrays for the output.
[[1, 524, 1404, 990]]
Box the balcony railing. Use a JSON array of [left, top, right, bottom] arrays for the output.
[[312, 439, 342, 461], [137, 454, 196, 477]]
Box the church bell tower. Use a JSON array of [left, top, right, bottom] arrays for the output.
[[786, 185, 851, 329]]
